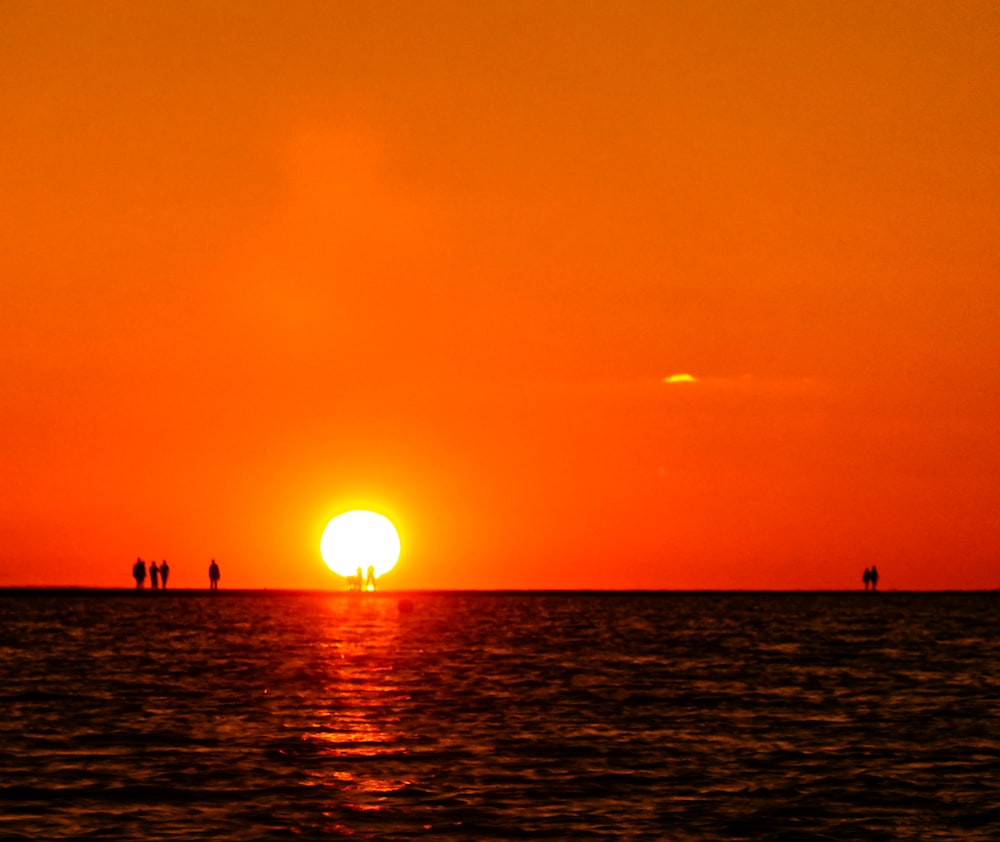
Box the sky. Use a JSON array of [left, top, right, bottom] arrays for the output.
[[2, 1, 999, 590]]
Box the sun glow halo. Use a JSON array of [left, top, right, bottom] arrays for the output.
[[320, 510, 401, 580]]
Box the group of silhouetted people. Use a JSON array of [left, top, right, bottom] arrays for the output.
[[132, 557, 222, 590], [133, 557, 170, 590], [347, 565, 377, 592], [862, 565, 880, 591]]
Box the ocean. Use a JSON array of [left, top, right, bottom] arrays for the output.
[[0, 590, 997, 840]]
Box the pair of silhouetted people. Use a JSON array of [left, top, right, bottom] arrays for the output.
[[209, 559, 220, 590], [347, 565, 377, 592], [862, 565, 880, 591]]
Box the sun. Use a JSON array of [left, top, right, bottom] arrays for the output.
[[320, 510, 401, 582]]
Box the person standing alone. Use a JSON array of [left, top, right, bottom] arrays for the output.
[[133, 558, 146, 590], [208, 559, 220, 590]]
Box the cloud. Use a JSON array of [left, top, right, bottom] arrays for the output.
[[661, 373, 826, 394]]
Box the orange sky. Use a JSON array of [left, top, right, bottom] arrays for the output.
[[3, 1, 999, 590]]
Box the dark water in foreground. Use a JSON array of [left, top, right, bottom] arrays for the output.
[[0, 591, 998, 840]]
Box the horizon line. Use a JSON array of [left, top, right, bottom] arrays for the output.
[[0, 586, 996, 596]]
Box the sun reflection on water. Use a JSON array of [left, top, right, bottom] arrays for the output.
[[290, 595, 417, 823]]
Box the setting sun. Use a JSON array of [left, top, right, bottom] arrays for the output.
[[320, 510, 401, 583]]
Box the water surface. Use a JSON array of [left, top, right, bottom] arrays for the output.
[[1, 590, 997, 839]]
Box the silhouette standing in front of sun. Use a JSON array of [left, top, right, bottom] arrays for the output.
[[208, 559, 220, 590], [364, 564, 376, 592], [150, 561, 160, 589], [869, 565, 880, 591], [133, 558, 146, 590], [160, 560, 169, 589], [862, 567, 871, 590]]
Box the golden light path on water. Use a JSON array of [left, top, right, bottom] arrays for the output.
[[298, 596, 414, 831]]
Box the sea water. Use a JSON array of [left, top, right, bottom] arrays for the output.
[[0, 590, 997, 840]]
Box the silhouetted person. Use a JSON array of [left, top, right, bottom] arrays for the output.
[[133, 558, 146, 590], [160, 560, 169, 589], [863, 568, 871, 591], [365, 564, 376, 592], [150, 561, 160, 589], [869, 565, 879, 591], [209, 559, 220, 590]]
